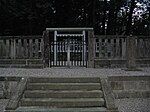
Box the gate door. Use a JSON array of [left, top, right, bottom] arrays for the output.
[[50, 31, 87, 67]]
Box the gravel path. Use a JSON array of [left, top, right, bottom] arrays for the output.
[[0, 99, 8, 112], [115, 98, 150, 112], [0, 67, 150, 77]]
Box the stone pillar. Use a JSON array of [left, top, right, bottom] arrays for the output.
[[43, 31, 50, 67], [126, 36, 136, 69], [88, 31, 95, 68]]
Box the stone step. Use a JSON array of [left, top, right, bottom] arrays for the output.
[[29, 77, 101, 83], [16, 107, 107, 112], [27, 83, 101, 91], [20, 98, 105, 108], [24, 90, 103, 98]]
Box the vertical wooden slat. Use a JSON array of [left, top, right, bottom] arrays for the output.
[[148, 38, 150, 58], [15, 39, 18, 59], [107, 39, 111, 58], [145, 38, 149, 58], [110, 38, 114, 59], [40, 38, 44, 59], [119, 38, 122, 58], [116, 37, 120, 58], [99, 38, 102, 58], [10, 39, 14, 59], [35, 39, 39, 58], [29, 39, 33, 59], [6, 39, 10, 58], [3, 40, 7, 58], [136, 38, 140, 59], [0, 40, 3, 58], [122, 38, 126, 59], [18, 39, 22, 58], [23, 39, 28, 59], [14, 39, 16, 59], [141, 39, 144, 58], [105, 39, 108, 59]]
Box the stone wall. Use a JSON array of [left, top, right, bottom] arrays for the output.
[[0, 59, 43, 68], [94, 35, 150, 68], [0, 77, 21, 99], [108, 76, 150, 99], [94, 59, 150, 68]]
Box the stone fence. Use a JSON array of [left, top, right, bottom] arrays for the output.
[[94, 35, 150, 68], [0, 77, 21, 99], [0, 36, 43, 59], [0, 35, 150, 68], [0, 36, 44, 68], [108, 76, 150, 99]]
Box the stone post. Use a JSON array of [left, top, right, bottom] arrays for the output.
[[88, 31, 95, 68], [43, 31, 50, 67], [126, 35, 136, 69]]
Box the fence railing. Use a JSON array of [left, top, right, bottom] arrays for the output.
[[94, 35, 150, 60], [95, 35, 126, 59], [0, 35, 150, 67], [136, 36, 150, 59], [0, 36, 44, 59]]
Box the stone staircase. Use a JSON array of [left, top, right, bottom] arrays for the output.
[[5, 77, 118, 112]]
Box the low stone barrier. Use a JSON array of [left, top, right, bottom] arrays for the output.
[[94, 59, 150, 68], [0, 59, 44, 68], [1, 76, 149, 100], [0, 77, 21, 99], [108, 76, 150, 99]]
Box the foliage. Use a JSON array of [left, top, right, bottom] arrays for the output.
[[0, 0, 149, 35]]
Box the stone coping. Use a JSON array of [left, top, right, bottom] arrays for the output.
[[108, 76, 150, 81]]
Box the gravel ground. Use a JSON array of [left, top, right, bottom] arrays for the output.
[[115, 98, 150, 112], [0, 99, 8, 112], [0, 67, 149, 77]]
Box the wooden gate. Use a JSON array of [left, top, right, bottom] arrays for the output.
[[50, 31, 87, 67]]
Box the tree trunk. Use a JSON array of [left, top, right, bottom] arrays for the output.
[[92, 0, 96, 28], [126, 0, 136, 35]]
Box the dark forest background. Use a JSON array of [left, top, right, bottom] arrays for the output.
[[0, 0, 149, 35]]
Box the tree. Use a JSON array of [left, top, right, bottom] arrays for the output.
[[126, 0, 136, 35], [0, 0, 149, 36]]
